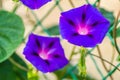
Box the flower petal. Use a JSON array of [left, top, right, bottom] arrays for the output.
[[23, 33, 68, 73], [20, 0, 51, 9], [59, 4, 110, 47]]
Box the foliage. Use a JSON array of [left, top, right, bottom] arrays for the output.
[[0, 10, 24, 63], [27, 64, 39, 80], [0, 0, 120, 80], [0, 53, 28, 80]]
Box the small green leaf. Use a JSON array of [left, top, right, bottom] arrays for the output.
[[0, 53, 28, 80], [47, 25, 60, 35], [0, 10, 24, 63]]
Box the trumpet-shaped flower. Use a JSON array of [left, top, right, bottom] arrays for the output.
[[20, 0, 51, 9], [59, 4, 110, 47], [23, 33, 68, 73]]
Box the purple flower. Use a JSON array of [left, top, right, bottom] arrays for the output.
[[20, 0, 51, 9], [23, 33, 68, 73], [59, 4, 110, 47]]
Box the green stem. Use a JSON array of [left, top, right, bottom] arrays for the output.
[[42, 74, 49, 80], [69, 0, 75, 8], [9, 58, 28, 72], [12, 3, 21, 13], [40, 0, 62, 22], [55, 0, 63, 11], [89, 55, 104, 78], [69, 46, 76, 61], [113, 11, 120, 55], [96, 0, 100, 9], [97, 46, 108, 72], [85, 0, 90, 4], [25, 0, 62, 39], [107, 33, 114, 45], [88, 53, 120, 71], [78, 47, 87, 79], [86, 48, 104, 78], [93, 0, 100, 7], [103, 63, 120, 80], [97, 46, 113, 80], [109, 45, 115, 70], [31, 11, 50, 35]]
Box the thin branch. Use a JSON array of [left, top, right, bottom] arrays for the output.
[[109, 45, 116, 70], [12, 3, 21, 13], [0, 0, 2, 9], [42, 74, 49, 80], [31, 11, 50, 36], [113, 11, 120, 55], [97, 46, 113, 80], [55, 0, 63, 11], [103, 63, 120, 80], [85, 0, 90, 4], [89, 54, 104, 78], [96, 0, 101, 9], [97, 46, 108, 71], [69, 46, 76, 61], [69, 0, 75, 8], [24, 0, 62, 39], [40, 0, 62, 22], [77, 48, 119, 78], [87, 48, 104, 78], [88, 53, 120, 71], [9, 58, 28, 72]]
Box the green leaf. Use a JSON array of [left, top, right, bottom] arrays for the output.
[[0, 10, 24, 63], [0, 53, 28, 80], [47, 25, 60, 35]]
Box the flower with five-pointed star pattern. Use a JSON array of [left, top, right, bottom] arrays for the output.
[[59, 4, 110, 47], [23, 33, 68, 73]]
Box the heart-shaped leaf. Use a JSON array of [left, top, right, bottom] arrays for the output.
[[0, 10, 24, 62]]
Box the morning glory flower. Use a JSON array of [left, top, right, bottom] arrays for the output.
[[23, 33, 68, 73], [20, 0, 51, 9], [59, 4, 110, 47]]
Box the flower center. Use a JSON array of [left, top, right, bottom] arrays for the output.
[[77, 27, 88, 35], [39, 51, 48, 60]]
